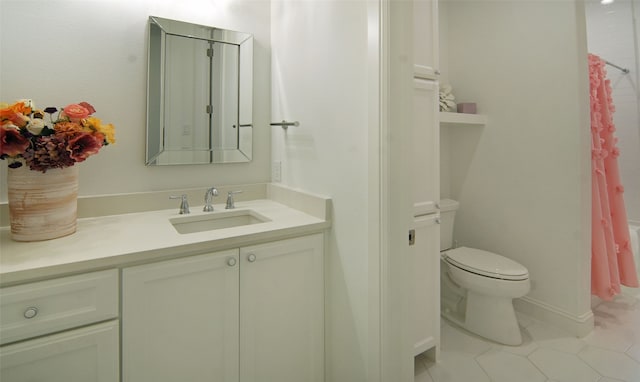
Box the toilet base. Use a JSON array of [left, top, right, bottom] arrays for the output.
[[463, 290, 522, 345], [439, 256, 528, 346]]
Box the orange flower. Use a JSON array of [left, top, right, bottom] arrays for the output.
[[0, 101, 32, 127], [54, 121, 85, 134], [1, 101, 32, 117]]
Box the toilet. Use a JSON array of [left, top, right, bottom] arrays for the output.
[[439, 199, 530, 345]]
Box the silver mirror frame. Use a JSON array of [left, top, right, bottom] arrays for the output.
[[146, 16, 253, 165]]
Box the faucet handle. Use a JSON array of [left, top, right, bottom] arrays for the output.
[[169, 194, 190, 214], [225, 190, 243, 209]]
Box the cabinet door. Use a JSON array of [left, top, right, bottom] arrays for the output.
[[122, 249, 240, 382], [240, 234, 324, 382], [414, 0, 439, 79], [0, 320, 119, 382], [412, 78, 440, 217], [412, 214, 440, 356]]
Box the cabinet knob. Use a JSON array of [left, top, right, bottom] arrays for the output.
[[23, 307, 38, 319], [247, 253, 256, 262], [435, 218, 441, 224], [227, 258, 237, 267]]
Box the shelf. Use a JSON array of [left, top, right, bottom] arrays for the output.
[[439, 112, 487, 126]]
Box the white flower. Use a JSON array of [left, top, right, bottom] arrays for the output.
[[26, 118, 45, 135], [439, 84, 456, 112]]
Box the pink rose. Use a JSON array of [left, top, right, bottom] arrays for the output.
[[63, 104, 90, 121], [78, 102, 96, 115]]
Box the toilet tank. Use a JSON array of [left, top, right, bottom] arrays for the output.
[[440, 199, 459, 251]]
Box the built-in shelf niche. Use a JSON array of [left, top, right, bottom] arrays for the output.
[[439, 112, 487, 126]]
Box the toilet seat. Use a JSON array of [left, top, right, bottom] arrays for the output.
[[443, 247, 529, 281]]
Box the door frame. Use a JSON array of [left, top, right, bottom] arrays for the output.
[[371, 0, 416, 381]]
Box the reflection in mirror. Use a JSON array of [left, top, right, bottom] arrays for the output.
[[146, 16, 253, 165]]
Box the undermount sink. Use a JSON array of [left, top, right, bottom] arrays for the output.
[[170, 209, 270, 234]]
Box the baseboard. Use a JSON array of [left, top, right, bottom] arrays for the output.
[[514, 296, 594, 337]]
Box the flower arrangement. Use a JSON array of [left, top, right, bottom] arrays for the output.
[[0, 99, 115, 172]]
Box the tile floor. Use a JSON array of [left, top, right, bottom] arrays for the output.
[[415, 286, 640, 382]]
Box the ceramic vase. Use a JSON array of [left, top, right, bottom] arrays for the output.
[[7, 164, 79, 241]]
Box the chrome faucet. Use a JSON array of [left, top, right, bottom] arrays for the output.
[[225, 190, 243, 209], [169, 194, 190, 214], [203, 187, 219, 212]]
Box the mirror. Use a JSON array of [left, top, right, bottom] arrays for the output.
[[146, 16, 253, 165]]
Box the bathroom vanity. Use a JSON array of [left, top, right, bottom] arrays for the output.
[[0, 184, 330, 382]]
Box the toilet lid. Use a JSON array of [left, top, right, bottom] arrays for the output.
[[444, 247, 529, 281]]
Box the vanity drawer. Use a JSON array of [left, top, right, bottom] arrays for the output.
[[0, 269, 119, 345]]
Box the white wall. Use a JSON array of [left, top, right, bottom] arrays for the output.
[[585, 0, 640, 224], [2, 0, 385, 379], [440, 0, 592, 332], [0, 0, 271, 201], [271, 1, 376, 380]]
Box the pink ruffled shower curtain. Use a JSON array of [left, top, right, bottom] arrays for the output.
[[589, 53, 639, 301]]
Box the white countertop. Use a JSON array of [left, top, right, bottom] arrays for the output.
[[0, 198, 330, 286]]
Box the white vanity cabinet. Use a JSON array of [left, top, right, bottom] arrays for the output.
[[412, 0, 441, 358], [122, 233, 324, 382], [411, 77, 440, 358], [239, 234, 324, 382], [0, 270, 120, 382], [413, 0, 439, 79], [122, 249, 241, 382], [412, 214, 440, 356], [412, 77, 440, 218]]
